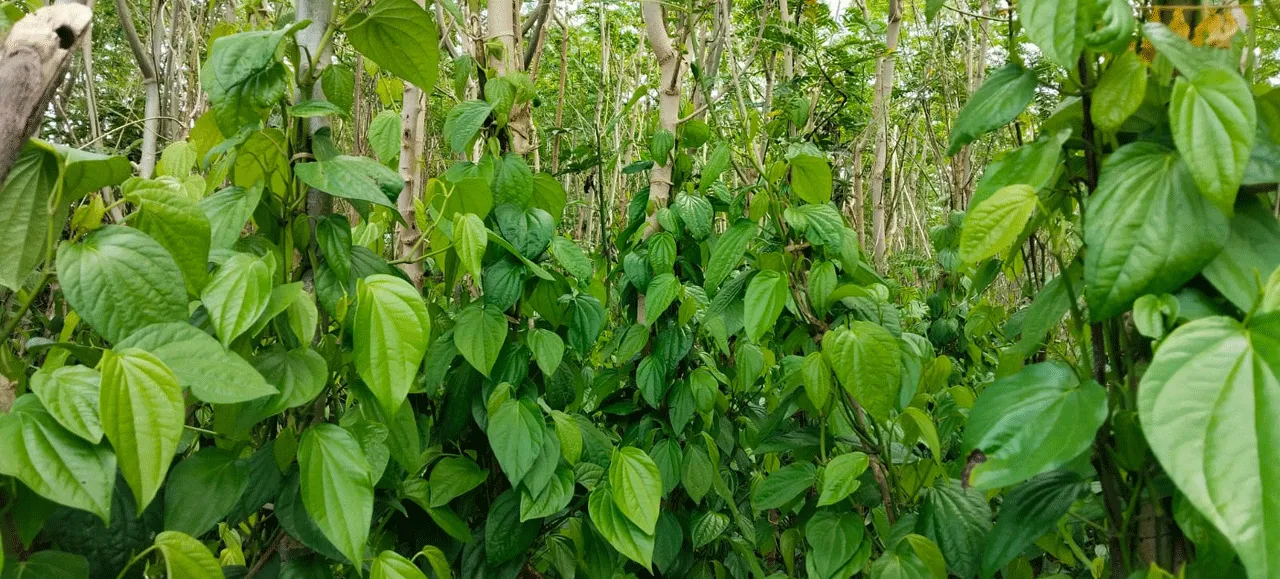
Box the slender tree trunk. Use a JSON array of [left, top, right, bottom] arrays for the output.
[[487, 0, 531, 153], [868, 0, 902, 266], [638, 0, 684, 324], [551, 5, 568, 174], [397, 16, 427, 287], [297, 0, 334, 238], [115, 0, 160, 177]]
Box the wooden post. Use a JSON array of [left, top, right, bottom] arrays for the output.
[[0, 0, 92, 187]]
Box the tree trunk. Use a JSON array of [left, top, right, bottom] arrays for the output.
[[487, 0, 532, 153], [868, 0, 902, 266], [397, 31, 427, 287], [640, 0, 682, 240], [115, 0, 160, 177]]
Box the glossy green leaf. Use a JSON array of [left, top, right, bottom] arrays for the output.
[[443, 100, 493, 153], [822, 322, 902, 423], [704, 220, 757, 294], [644, 273, 680, 323], [807, 509, 865, 579], [818, 452, 868, 507], [1171, 67, 1256, 213], [1093, 52, 1147, 133], [521, 466, 574, 522], [29, 366, 102, 443], [154, 531, 223, 578], [200, 26, 300, 134], [1202, 198, 1280, 312], [99, 348, 184, 512], [609, 446, 663, 534], [916, 480, 992, 578], [959, 184, 1036, 265], [122, 177, 212, 295], [317, 214, 353, 283], [744, 270, 788, 342], [453, 213, 487, 282], [299, 424, 374, 566], [1018, 0, 1085, 68], [963, 361, 1106, 489], [751, 463, 816, 512], [117, 322, 277, 404], [790, 154, 832, 204], [201, 253, 272, 346], [163, 448, 249, 537], [485, 488, 540, 564], [1139, 314, 1280, 579], [355, 274, 430, 416], [0, 550, 89, 579], [1084, 143, 1228, 321], [589, 486, 655, 570], [0, 143, 59, 290], [549, 236, 593, 281], [981, 471, 1088, 579], [200, 185, 262, 249], [801, 352, 833, 413], [528, 328, 565, 376], [948, 64, 1037, 155], [453, 302, 508, 376], [488, 399, 545, 486], [429, 456, 488, 507], [687, 511, 725, 551], [370, 550, 427, 579], [294, 156, 405, 211], [57, 225, 189, 344], [0, 396, 115, 523]]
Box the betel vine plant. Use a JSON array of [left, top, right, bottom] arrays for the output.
[[0, 1, 1279, 579]]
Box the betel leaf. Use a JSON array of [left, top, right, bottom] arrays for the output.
[[1170, 67, 1256, 214], [1084, 143, 1228, 321], [981, 470, 1088, 579], [29, 366, 103, 444], [294, 156, 405, 212], [589, 486, 655, 570], [126, 177, 212, 295], [355, 274, 430, 416], [1018, 0, 1085, 69], [959, 184, 1036, 265], [453, 213, 488, 282], [528, 328, 565, 376], [369, 110, 402, 167], [0, 550, 89, 579], [345, 0, 439, 90], [57, 225, 189, 344], [916, 480, 992, 579], [153, 531, 222, 579], [429, 457, 488, 507], [751, 463, 817, 512], [948, 64, 1037, 155], [790, 154, 832, 204], [370, 550, 428, 579], [453, 302, 508, 376], [0, 395, 115, 523], [818, 452, 868, 507], [566, 294, 605, 355], [201, 185, 262, 249], [1139, 313, 1280, 579], [807, 509, 865, 579], [673, 192, 713, 240], [201, 26, 301, 135], [1092, 52, 1147, 133], [201, 252, 272, 346], [744, 270, 789, 342], [532, 173, 567, 225], [963, 361, 1106, 490], [56, 145, 132, 202], [704, 220, 757, 295], [116, 322, 277, 404], [801, 352, 834, 413], [644, 273, 681, 323], [1202, 199, 1280, 312], [484, 487, 540, 564], [443, 100, 493, 153], [521, 465, 574, 521], [548, 236, 593, 283], [99, 348, 184, 512], [488, 399, 545, 486], [970, 130, 1068, 209], [299, 424, 374, 566], [609, 447, 663, 534], [317, 214, 353, 283], [690, 510, 728, 549], [0, 142, 59, 290], [822, 321, 902, 422], [163, 448, 249, 537]]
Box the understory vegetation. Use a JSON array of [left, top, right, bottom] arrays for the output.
[[1, 0, 1279, 578]]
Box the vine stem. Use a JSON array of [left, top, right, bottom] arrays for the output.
[[115, 546, 157, 579], [0, 272, 51, 343]]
